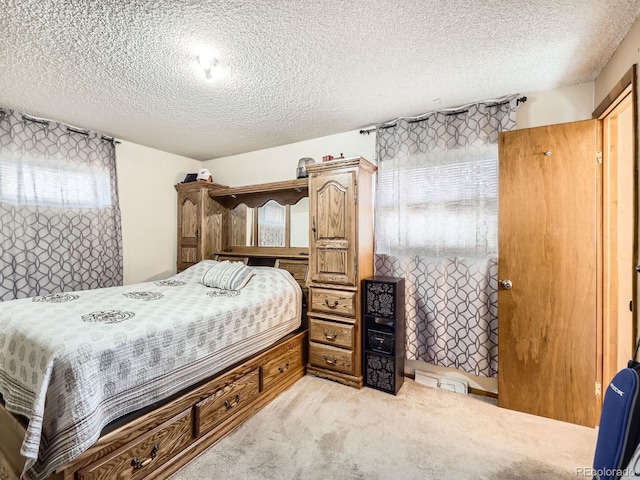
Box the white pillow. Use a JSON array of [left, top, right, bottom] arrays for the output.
[[201, 261, 255, 290]]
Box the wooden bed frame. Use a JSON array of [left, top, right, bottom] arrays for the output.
[[0, 330, 307, 480]]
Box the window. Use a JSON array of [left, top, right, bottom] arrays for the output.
[[0, 153, 112, 208]]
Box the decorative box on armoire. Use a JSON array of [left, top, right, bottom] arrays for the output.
[[362, 277, 405, 395], [305, 157, 376, 388]]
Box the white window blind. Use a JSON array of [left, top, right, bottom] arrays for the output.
[[0, 152, 112, 208]]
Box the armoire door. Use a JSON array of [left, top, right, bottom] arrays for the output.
[[177, 191, 202, 271], [498, 119, 598, 427], [309, 170, 356, 286]]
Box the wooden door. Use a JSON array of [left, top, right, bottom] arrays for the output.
[[177, 191, 201, 271], [309, 170, 356, 286], [602, 91, 636, 388], [498, 120, 598, 427]]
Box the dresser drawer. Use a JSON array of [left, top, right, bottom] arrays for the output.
[[77, 409, 192, 480], [194, 369, 260, 437], [262, 336, 305, 390], [309, 342, 355, 375], [276, 259, 309, 286], [310, 288, 356, 317], [309, 317, 355, 349]]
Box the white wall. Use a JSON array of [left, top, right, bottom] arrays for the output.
[[594, 15, 640, 107], [201, 83, 595, 394], [116, 141, 201, 285], [203, 129, 376, 186], [516, 82, 595, 129]]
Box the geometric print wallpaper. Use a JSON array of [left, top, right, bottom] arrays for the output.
[[374, 100, 516, 377], [0, 108, 123, 301]]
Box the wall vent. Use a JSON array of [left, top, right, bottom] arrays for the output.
[[414, 369, 468, 395]]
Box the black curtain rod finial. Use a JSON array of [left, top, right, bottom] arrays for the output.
[[516, 96, 527, 105]]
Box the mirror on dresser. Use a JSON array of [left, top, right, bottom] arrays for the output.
[[228, 196, 309, 250], [258, 200, 286, 247], [290, 198, 309, 248]]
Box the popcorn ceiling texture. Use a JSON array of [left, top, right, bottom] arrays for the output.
[[0, 1, 638, 160]]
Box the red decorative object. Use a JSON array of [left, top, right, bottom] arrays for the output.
[[322, 155, 334, 162]]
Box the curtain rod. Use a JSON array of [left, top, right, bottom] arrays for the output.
[[0, 109, 121, 144], [359, 95, 527, 135]]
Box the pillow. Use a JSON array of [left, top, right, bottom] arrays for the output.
[[201, 261, 255, 290], [173, 259, 219, 283]]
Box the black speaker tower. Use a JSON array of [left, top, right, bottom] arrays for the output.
[[362, 277, 405, 395]]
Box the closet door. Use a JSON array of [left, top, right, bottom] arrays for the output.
[[498, 120, 598, 427]]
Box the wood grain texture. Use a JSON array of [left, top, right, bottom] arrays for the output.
[[229, 203, 249, 246], [306, 157, 376, 388], [309, 287, 356, 317], [306, 157, 377, 175], [208, 178, 308, 209], [305, 365, 363, 389], [310, 170, 356, 286], [261, 338, 304, 390], [146, 358, 306, 480], [214, 247, 309, 259], [77, 409, 192, 480], [194, 369, 260, 437], [7, 332, 308, 480], [175, 183, 227, 271], [308, 342, 355, 375], [309, 317, 355, 349], [214, 255, 249, 264], [498, 120, 598, 427], [602, 92, 636, 391], [274, 259, 308, 286]]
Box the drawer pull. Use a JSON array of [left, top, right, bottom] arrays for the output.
[[322, 354, 338, 365], [324, 299, 339, 308], [131, 444, 159, 470], [278, 361, 290, 373], [224, 393, 241, 410], [375, 337, 385, 343], [323, 329, 339, 340]]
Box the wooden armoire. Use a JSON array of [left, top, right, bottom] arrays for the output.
[[174, 182, 227, 272], [305, 157, 376, 388]]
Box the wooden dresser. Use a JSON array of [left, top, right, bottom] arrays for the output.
[[305, 157, 376, 388]]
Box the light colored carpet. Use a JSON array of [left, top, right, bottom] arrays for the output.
[[171, 376, 597, 480]]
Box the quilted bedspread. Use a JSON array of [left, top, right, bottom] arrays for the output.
[[0, 261, 301, 480]]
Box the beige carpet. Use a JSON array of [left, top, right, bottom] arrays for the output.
[[171, 376, 597, 480]]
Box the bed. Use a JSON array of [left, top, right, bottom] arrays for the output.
[[0, 260, 306, 480]]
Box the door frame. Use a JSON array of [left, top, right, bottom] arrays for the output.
[[593, 64, 638, 422]]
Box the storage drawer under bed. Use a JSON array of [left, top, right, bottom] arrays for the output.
[[194, 368, 260, 437], [261, 336, 305, 391], [76, 408, 193, 480]]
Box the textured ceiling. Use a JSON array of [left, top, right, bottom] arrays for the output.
[[1, 1, 639, 160]]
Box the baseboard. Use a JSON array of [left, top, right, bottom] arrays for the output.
[[468, 387, 498, 399]]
